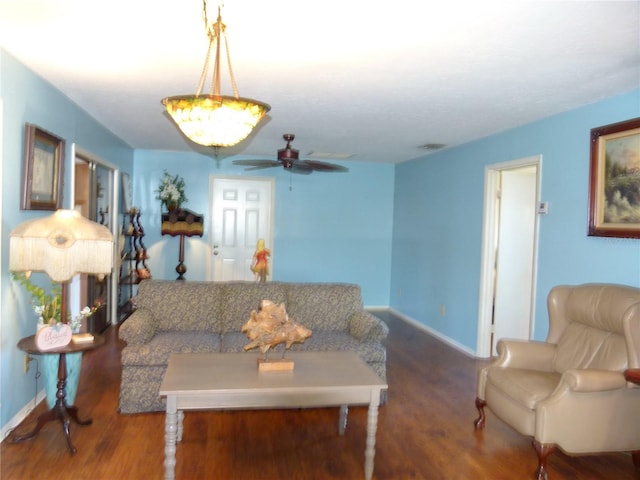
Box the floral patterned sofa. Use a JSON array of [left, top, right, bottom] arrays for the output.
[[118, 280, 389, 413]]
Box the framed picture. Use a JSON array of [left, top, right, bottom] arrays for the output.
[[21, 124, 65, 210], [121, 172, 133, 213], [588, 117, 640, 238]]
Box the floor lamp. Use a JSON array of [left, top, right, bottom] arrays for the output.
[[9, 209, 114, 452]]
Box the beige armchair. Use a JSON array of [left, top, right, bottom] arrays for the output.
[[474, 283, 640, 480]]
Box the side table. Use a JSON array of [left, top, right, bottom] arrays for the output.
[[12, 334, 105, 454]]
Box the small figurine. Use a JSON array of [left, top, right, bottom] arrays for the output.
[[250, 238, 271, 282]]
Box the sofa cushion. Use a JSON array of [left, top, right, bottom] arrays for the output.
[[136, 280, 224, 332], [286, 283, 362, 331], [221, 282, 288, 333], [289, 331, 386, 363], [219, 331, 251, 353], [220, 331, 386, 363], [121, 332, 221, 366]]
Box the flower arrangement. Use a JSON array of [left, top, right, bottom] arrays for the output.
[[13, 273, 95, 331], [155, 170, 188, 210]]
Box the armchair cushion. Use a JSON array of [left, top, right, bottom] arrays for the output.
[[487, 368, 560, 410], [554, 322, 628, 372]]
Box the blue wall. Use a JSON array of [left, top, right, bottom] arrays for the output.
[[132, 151, 395, 306], [0, 49, 134, 431], [2, 46, 639, 436], [391, 89, 640, 352]]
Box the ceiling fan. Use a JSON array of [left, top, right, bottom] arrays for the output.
[[232, 134, 349, 174]]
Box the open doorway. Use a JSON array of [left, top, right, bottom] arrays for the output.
[[73, 152, 117, 333], [477, 156, 542, 357]]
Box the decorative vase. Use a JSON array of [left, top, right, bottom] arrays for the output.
[[167, 202, 179, 212], [41, 352, 83, 408]]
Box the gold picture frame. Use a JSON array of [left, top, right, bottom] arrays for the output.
[[588, 117, 640, 238], [21, 124, 65, 210]]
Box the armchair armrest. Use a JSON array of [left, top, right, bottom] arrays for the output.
[[558, 369, 627, 393], [118, 307, 157, 344], [494, 339, 557, 371], [348, 311, 389, 342]]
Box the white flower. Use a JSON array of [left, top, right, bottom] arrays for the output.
[[155, 170, 187, 207], [70, 306, 95, 333]]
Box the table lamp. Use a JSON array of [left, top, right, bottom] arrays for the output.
[[10, 209, 114, 329], [9, 209, 114, 453]]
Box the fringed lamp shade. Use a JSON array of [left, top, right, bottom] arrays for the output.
[[9, 209, 114, 282]]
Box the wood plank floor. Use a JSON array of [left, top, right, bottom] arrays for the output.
[[2, 311, 638, 479]]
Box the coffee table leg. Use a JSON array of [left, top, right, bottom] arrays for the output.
[[177, 410, 184, 442], [364, 389, 381, 480], [164, 396, 178, 480], [339, 405, 348, 435]]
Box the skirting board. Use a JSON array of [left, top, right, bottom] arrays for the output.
[[1, 389, 46, 441], [386, 307, 478, 358]]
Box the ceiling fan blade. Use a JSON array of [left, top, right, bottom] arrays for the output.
[[301, 160, 349, 172], [289, 162, 313, 175], [232, 159, 280, 169]]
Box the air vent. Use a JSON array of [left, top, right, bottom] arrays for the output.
[[418, 143, 446, 151], [306, 151, 355, 160]]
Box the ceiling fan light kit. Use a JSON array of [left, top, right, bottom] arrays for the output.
[[161, 0, 270, 148]]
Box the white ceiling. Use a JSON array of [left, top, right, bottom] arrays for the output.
[[1, 0, 639, 164]]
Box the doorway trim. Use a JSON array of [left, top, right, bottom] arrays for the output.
[[70, 143, 120, 325], [476, 155, 542, 358]]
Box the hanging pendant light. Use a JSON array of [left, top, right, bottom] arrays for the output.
[[162, 1, 270, 148]]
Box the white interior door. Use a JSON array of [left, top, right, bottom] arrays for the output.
[[477, 156, 541, 358], [492, 167, 537, 354], [209, 176, 274, 281]]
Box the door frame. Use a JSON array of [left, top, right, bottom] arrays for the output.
[[70, 144, 120, 325], [207, 175, 275, 281], [476, 155, 542, 358]]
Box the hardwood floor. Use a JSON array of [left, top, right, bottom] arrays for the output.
[[2, 312, 638, 479]]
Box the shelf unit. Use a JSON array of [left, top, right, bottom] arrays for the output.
[[118, 208, 150, 320]]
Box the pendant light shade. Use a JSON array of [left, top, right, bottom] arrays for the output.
[[162, 1, 270, 148]]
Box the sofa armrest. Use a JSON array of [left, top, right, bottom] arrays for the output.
[[494, 339, 557, 371], [118, 307, 157, 344], [348, 311, 389, 342], [558, 369, 627, 393]]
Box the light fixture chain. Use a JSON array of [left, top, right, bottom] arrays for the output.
[[196, 36, 216, 97], [222, 28, 239, 98]]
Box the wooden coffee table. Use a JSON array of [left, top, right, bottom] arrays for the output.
[[159, 351, 388, 480]]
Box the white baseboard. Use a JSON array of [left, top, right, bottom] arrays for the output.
[[388, 307, 478, 358], [1, 389, 45, 442]]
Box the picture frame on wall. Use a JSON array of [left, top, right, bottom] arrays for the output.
[[21, 124, 65, 210], [588, 117, 640, 238]]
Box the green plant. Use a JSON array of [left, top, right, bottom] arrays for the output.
[[12, 272, 62, 324], [12, 272, 95, 329]]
